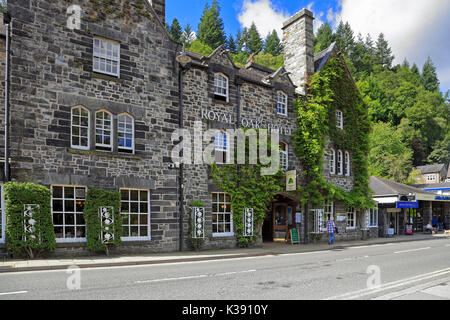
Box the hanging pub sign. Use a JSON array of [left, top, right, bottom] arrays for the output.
[[243, 208, 254, 237], [23, 204, 40, 242], [286, 170, 297, 192], [192, 207, 205, 239], [396, 201, 419, 209], [99, 207, 115, 244]]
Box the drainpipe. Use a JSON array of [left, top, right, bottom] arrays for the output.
[[178, 67, 185, 252], [3, 12, 11, 183]]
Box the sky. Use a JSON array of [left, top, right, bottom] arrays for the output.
[[165, 0, 450, 94]]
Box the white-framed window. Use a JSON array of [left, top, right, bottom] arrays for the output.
[[320, 201, 334, 232], [0, 185, 4, 244], [347, 207, 356, 229], [118, 113, 134, 154], [277, 91, 288, 116], [329, 149, 336, 175], [93, 37, 120, 77], [214, 73, 229, 102], [52, 186, 87, 242], [212, 193, 233, 237], [336, 110, 344, 129], [95, 110, 113, 151], [71, 106, 90, 150], [215, 131, 228, 164], [280, 142, 289, 171], [369, 203, 378, 227], [120, 189, 151, 241], [345, 151, 351, 177], [337, 150, 344, 176], [426, 174, 437, 182]]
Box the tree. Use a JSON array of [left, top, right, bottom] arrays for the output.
[[374, 33, 394, 69], [247, 22, 263, 54], [169, 18, 182, 42], [428, 133, 450, 165], [421, 56, 440, 92], [197, 0, 226, 49], [226, 34, 237, 54], [264, 30, 282, 56], [181, 24, 196, 47], [334, 21, 355, 56], [314, 23, 333, 53]]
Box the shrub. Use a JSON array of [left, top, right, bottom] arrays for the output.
[[4, 182, 55, 258], [84, 188, 122, 255]]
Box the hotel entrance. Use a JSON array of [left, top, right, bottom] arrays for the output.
[[263, 194, 299, 242]]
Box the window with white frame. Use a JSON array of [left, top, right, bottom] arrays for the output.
[[320, 201, 334, 232], [329, 149, 336, 175], [95, 110, 113, 151], [369, 203, 378, 227], [277, 91, 288, 116], [344, 151, 351, 176], [426, 174, 437, 182], [93, 37, 120, 77], [212, 193, 233, 237], [215, 131, 228, 164], [71, 106, 90, 150], [0, 185, 4, 243], [118, 114, 134, 153], [336, 110, 344, 129], [337, 150, 343, 176], [52, 186, 87, 241], [280, 142, 289, 171], [214, 73, 229, 102], [121, 189, 151, 240], [347, 207, 356, 229]]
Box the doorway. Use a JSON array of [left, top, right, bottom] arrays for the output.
[[262, 194, 299, 243]]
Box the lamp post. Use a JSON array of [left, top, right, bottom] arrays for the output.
[[175, 51, 192, 252]]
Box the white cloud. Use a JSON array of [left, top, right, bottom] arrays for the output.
[[338, 0, 450, 91], [237, 0, 290, 38]]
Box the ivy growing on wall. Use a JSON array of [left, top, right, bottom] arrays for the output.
[[292, 56, 373, 210], [210, 132, 284, 247], [4, 183, 56, 259], [84, 188, 122, 254]]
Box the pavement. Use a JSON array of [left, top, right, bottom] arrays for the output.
[[0, 233, 448, 274]]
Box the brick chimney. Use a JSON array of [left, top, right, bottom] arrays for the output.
[[282, 9, 315, 95], [150, 0, 165, 24]]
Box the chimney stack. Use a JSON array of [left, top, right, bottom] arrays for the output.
[[282, 9, 315, 95], [150, 0, 166, 24]]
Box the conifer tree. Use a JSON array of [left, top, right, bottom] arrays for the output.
[[334, 21, 355, 56], [374, 33, 394, 69], [169, 18, 182, 43], [314, 22, 333, 53], [264, 30, 282, 56], [421, 56, 440, 92], [247, 22, 263, 54], [197, 0, 226, 49], [226, 34, 238, 54]]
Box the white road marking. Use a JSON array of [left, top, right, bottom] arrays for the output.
[[0, 291, 28, 296], [325, 268, 450, 300], [374, 278, 450, 300], [394, 247, 431, 254], [135, 270, 257, 284]]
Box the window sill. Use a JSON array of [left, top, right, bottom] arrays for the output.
[[213, 97, 232, 106], [91, 72, 122, 83], [68, 148, 142, 161]]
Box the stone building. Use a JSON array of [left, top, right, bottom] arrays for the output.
[[0, 1, 372, 255]]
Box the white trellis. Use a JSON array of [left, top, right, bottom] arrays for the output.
[[311, 209, 325, 234], [192, 207, 205, 239], [243, 208, 254, 237], [99, 207, 115, 244], [23, 204, 40, 242]]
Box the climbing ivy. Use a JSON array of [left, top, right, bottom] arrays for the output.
[[211, 131, 284, 248], [292, 56, 373, 210]]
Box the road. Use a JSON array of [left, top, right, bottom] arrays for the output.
[[0, 238, 449, 300]]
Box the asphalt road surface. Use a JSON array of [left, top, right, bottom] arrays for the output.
[[0, 238, 449, 300]]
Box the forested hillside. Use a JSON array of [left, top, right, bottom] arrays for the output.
[[166, 1, 450, 184]]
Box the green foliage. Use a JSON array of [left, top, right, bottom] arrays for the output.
[[169, 18, 182, 42], [264, 30, 283, 56], [189, 201, 205, 207], [210, 130, 284, 247], [314, 23, 333, 53], [4, 183, 55, 258], [421, 57, 440, 92], [247, 22, 263, 54], [368, 122, 413, 183], [186, 40, 214, 56], [84, 188, 122, 254], [70, 0, 151, 23], [197, 0, 226, 50], [292, 56, 373, 210]]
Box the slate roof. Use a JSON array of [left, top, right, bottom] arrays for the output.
[[415, 164, 446, 174], [413, 183, 450, 190], [370, 176, 435, 197]]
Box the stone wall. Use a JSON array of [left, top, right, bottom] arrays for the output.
[[3, 0, 182, 253]]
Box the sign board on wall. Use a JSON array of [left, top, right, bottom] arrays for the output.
[[396, 201, 419, 209], [286, 170, 297, 191]]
